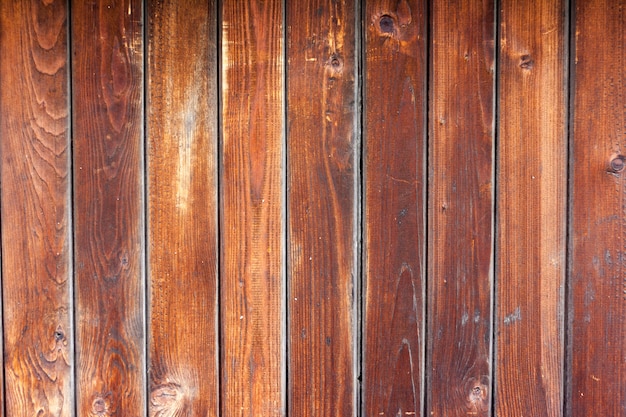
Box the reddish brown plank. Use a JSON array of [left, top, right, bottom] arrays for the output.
[[0, 1, 73, 416], [427, 0, 495, 415], [147, 1, 219, 416], [286, 1, 357, 415], [220, 0, 284, 415], [570, 0, 626, 415], [495, 1, 567, 416], [363, 0, 427, 416], [71, 0, 145, 415]]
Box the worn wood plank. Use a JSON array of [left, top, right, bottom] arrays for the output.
[[0, 1, 72, 416], [495, 1, 567, 416], [286, 1, 357, 415], [570, 0, 626, 415], [220, 0, 284, 415], [363, 0, 426, 416], [427, 0, 495, 415], [146, 1, 219, 416], [71, 0, 145, 415]]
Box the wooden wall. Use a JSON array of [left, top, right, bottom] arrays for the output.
[[0, 0, 624, 416]]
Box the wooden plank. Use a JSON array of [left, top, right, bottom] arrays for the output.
[[570, 0, 626, 415], [363, 0, 427, 416], [427, 0, 495, 415], [71, 0, 145, 415], [495, 1, 567, 416], [146, 1, 219, 416], [220, 0, 284, 415], [0, 1, 72, 416], [286, 1, 357, 415]]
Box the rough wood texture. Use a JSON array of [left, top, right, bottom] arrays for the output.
[[363, 0, 426, 416], [570, 0, 626, 415], [428, 0, 495, 415], [287, 1, 357, 415], [220, 0, 284, 415], [0, 1, 72, 416], [496, 1, 567, 416], [72, 1, 145, 415], [147, 1, 219, 416]]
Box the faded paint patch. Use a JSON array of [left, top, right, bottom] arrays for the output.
[[503, 306, 522, 325]]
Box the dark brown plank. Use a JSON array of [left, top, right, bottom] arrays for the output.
[[570, 0, 626, 415], [427, 0, 495, 415], [220, 0, 284, 415], [71, 1, 145, 415], [0, 1, 73, 416], [147, 1, 219, 416], [363, 0, 427, 416], [495, 1, 567, 416], [286, 1, 357, 415]]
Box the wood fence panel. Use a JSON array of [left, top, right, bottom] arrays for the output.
[[0, 1, 72, 416], [570, 0, 626, 415], [71, 1, 145, 415], [495, 1, 567, 416], [286, 1, 357, 415], [363, 0, 427, 416], [427, 0, 495, 415], [220, 0, 285, 415], [146, 1, 219, 416]]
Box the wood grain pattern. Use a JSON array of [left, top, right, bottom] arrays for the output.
[[220, 0, 284, 415], [147, 1, 219, 416], [363, 0, 426, 416], [286, 1, 357, 415], [570, 0, 626, 415], [428, 0, 495, 415], [495, 1, 567, 416], [71, 0, 145, 415], [0, 1, 73, 416]]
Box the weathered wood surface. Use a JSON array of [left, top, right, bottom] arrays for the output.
[[363, 0, 426, 416], [570, 0, 626, 415], [2, 1, 626, 415], [71, 0, 145, 416], [428, 0, 495, 415], [286, 1, 358, 416], [0, 1, 72, 416], [147, 1, 219, 416], [495, 1, 567, 416], [220, 0, 285, 415]]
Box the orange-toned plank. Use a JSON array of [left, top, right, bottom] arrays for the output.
[[72, 0, 145, 415], [147, 1, 219, 416], [220, 0, 285, 415], [570, 0, 626, 415], [0, 1, 73, 415], [287, 1, 358, 415], [363, 0, 427, 416], [495, 1, 567, 416], [428, 0, 495, 415]]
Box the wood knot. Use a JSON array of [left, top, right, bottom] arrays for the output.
[[328, 54, 343, 71], [150, 383, 190, 416], [379, 15, 395, 34], [519, 54, 534, 69], [92, 396, 110, 416], [610, 155, 625, 173]]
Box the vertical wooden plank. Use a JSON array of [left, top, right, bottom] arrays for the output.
[[220, 0, 284, 415], [0, 1, 72, 415], [72, 0, 145, 415], [428, 0, 495, 415], [570, 0, 626, 415], [147, 1, 219, 416], [496, 1, 567, 416], [286, 1, 357, 415], [363, 0, 426, 416]]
